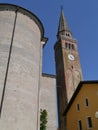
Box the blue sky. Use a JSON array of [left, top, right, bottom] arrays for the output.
[[0, 0, 98, 80]]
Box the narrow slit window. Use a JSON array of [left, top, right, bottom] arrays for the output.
[[77, 104, 80, 111], [85, 98, 89, 107], [87, 117, 92, 128], [78, 120, 82, 130]]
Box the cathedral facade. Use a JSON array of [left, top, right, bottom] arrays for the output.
[[0, 3, 82, 130]]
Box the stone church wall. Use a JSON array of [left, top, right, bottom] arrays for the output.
[[40, 74, 57, 130], [0, 4, 44, 130]]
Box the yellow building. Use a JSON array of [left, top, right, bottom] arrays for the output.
[[64, 81, 98, 130]]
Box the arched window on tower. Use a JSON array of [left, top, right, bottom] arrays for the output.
[[72, 44, 75, 50], [69, 43, 71, 49], [65, 43, 75, 50], [66, 33, 70, 37], [68, 34, 70, 37], [65, 42, 68, 49]]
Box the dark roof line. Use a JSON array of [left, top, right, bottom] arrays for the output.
[[42, 73, 56, 78]]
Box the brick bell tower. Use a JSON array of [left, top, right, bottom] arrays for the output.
[[54, 9, 83, 130]]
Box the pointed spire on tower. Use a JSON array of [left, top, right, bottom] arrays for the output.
[[58, 7, 70, 32], [57, 7, 71, 39]]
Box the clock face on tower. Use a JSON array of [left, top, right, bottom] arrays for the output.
[[68, 54, 75, 61]]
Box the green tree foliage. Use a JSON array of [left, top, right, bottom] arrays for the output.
[[40, 109, 48, 130]]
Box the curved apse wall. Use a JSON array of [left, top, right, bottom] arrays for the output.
[[0, 4, 46, 130]]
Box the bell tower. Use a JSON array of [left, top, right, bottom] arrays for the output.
[[54, 9, 83, 130]]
